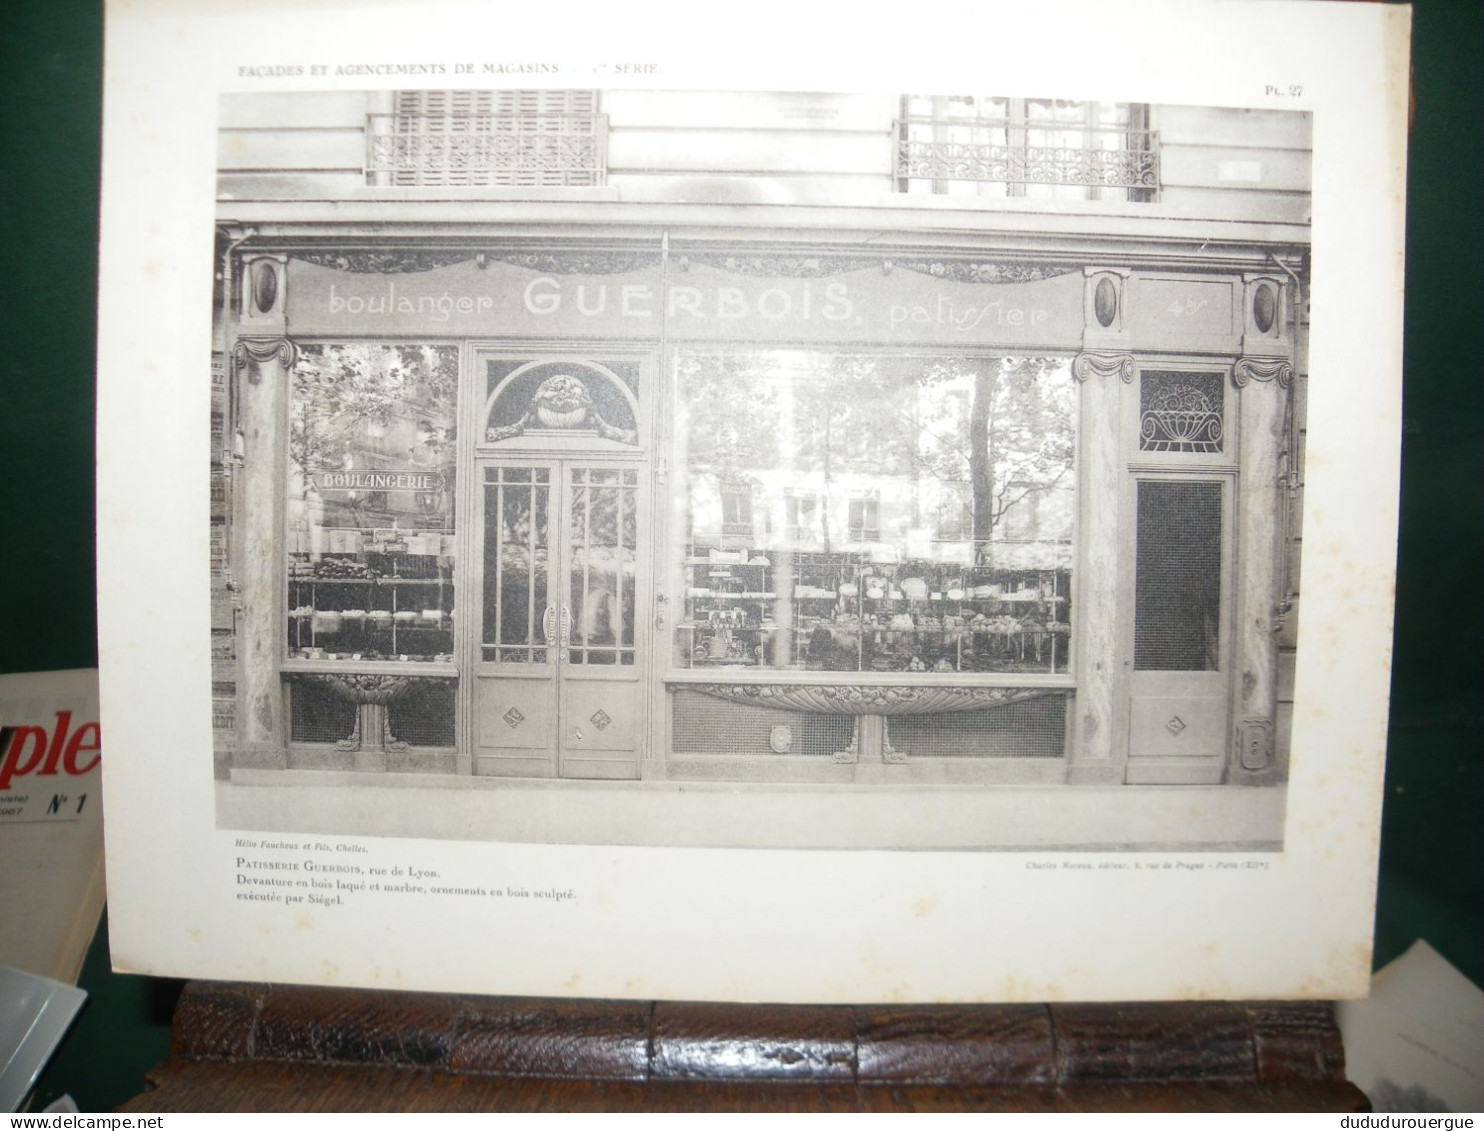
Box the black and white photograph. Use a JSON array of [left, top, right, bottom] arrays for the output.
[[96, 0, 1407, 1002], [210, 88, 1309, 852]]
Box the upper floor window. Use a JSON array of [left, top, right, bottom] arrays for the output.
[[720, 484, 756, 539], [895, 95, 1158, 202], [847, 495, 881, 544], [367, 90, 607, 188]]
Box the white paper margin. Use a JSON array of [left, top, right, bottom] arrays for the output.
[[96, 0, 1410, 1002]]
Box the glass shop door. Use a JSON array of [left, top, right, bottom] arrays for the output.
[[471, 458, 646, 778], [1124, 475, 1232, 784]]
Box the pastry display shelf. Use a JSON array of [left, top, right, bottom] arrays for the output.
[[288, 618, 453, 651], [288, 565, 454, 656], [680, 547, 1070, 672], [286, 576, 451, 585], [687, 591, 779, 600], [675, 624, 1069, 673]]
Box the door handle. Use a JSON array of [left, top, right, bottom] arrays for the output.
[[560, 605, 572, 649], [542, 606, 556, 645]]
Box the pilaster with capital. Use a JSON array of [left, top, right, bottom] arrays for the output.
[[1230, 357, 1288, 783], [232, 254, 294, 769], [1068, 351, 1129, 784]]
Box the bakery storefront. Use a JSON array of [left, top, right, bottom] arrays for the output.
[[225, 237, 1298, 798]]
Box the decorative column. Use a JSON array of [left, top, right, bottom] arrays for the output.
[[1068, 350, 1133, 784], [232, 254, 294, 770], [1230, 273, 1294, 784], [1231, 358, 1290, 784]]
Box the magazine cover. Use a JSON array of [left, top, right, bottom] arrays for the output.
[[0, 669, 105, 985], [97, 0, 1410, 1001]]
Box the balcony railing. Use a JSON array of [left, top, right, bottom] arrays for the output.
[[895, 121, 1159, 197], [366, 112, 608, 188]]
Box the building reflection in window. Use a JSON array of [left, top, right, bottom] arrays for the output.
[[672, 351, 1075, 674]]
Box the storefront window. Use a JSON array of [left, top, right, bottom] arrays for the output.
[[672, 351, 1075, 675], [285, 344, 459, 664]]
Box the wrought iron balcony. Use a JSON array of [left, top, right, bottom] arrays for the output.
[[895, 120, 1160, 197], [366, 112, 608, 188]]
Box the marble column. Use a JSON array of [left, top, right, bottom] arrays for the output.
[[1230, 357, 1290, 784], [1067, 352, 1133, 784], [232, 335, 295, 769]]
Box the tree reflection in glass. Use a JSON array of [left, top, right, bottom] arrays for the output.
[[673, 352, 1074, 674], [285, 344, 458, 664]]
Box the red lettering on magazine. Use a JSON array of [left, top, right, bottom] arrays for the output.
[[0, 713, 102, 790]]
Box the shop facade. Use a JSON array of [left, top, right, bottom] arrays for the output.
[[211, 90, 1308, 843]]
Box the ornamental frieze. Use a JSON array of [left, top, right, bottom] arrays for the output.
[[685, 253, 1078, 285], [290, 249, 661, 275], [687, 683, 1062, 716], [897, 259, 1079, 285], [684, 253, 878, 278], [291, 251, 474, 274], [294, 672, 451, 703], [485, 250, 663, 275]]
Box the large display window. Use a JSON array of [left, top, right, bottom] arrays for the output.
[[284, 344, 459, 665], [281, 343, 460, 758], [669, 350, 1076, 677]]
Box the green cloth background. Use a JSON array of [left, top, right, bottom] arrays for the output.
[[0, 0, 1477, 1111]]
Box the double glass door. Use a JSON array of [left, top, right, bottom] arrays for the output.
[[472, 458, 646, 778]]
